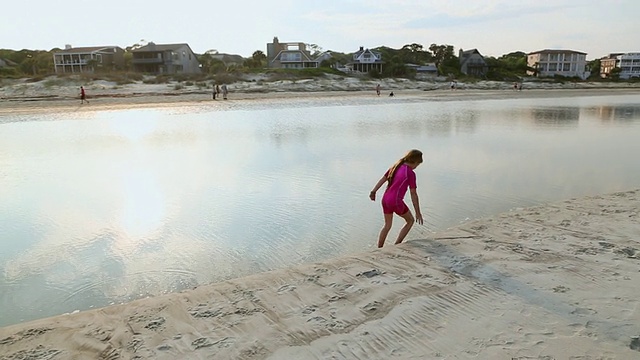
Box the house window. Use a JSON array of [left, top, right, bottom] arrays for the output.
[[563, 63, 570, 71], [281, 53, 301, 62], [183, 51, 186, 58]]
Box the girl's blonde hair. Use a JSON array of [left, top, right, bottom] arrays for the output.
[[387, 149, 423, 186]]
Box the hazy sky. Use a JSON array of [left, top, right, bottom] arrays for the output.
[[2, 0, 638, 59]]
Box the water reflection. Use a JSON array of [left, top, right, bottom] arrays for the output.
[[530, 107, 580, 126], [594, 105, 640, 122], [1, 94, 640, 327]]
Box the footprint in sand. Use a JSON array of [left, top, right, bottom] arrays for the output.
[[277, 284, 296, 294]]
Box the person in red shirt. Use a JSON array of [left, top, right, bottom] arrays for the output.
[[80, 86, 89, 104], [369, 149, 424, 248]]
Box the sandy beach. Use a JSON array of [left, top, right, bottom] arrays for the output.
[[1, 189, 639, 359], [2, 75, 640, 115]]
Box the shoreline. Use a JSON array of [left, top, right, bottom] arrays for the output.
[[1, 189, 639, 359], [2, 88, 640, 116]]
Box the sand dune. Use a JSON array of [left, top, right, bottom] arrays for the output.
[[1, 189, 639, 359], [2, 75, 640, 115]]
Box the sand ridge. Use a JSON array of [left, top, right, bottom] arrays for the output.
[[1, 190, 639, 359]]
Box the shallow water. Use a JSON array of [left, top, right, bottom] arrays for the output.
[[1, 94, 640, 327]]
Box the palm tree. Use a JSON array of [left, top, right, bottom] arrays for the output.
[[252, 50, 266, 68]]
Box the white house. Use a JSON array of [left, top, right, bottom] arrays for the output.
[[527, 49, 588, 79], [348, 46, 383, 73], [616, 53, 640, 79]]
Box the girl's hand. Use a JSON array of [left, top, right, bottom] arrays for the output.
[[415, 212, 424, 225], [369, 191, 376, 201]]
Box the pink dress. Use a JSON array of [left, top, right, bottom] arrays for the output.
[[381, 164, 416, 215]]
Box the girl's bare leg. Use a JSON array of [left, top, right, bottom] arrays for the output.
[[377, 213, 394, 248], [395, 210, 415, 245]]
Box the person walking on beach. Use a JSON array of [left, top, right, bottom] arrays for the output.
[[369, 149, 424, 248], [376, 83, 381, 96], [221, 84, 228, 100], [215, 84, 221, 98], [80, 86, 89, 104], [212, 83, 217, 100]]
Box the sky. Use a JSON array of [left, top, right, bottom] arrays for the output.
[[1, 0, 638, 60]]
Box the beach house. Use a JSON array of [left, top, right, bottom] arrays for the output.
[[53, 45, 125, 73], [131, 43, 201, 74], [458, 49, 488, 76], [527, 49, 588, 79], [600, 52, 640, 79], [266, 37, 327, 69], [348, 46, 384, 74]]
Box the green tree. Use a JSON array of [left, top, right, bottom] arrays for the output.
[[307, 44, 323, 57], [587, 59, 601, 79], [610, 67, 621, 80], [400, 43, 431, 64], [429, 44, 455, 67], [251, 50, 266, 68]]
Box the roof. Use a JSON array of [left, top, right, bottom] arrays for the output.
[[0, 58, 18, 67], [270, 49, 316, 64], [353, 48, 381, 58], [460, 49, 481, 56], [528, 49, 587, 55], [132, 43, 193, 53], [55, 46, 122, 54], [210, 53, 244, 64]]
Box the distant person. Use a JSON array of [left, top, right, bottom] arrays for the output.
[[221, 84, 228, 100], [369, 149, 424, 248], [80, 86, 89, 104], [212, 84, 217, 100], [215, 84, 221, 97], [389, 91, 394, 97], [376, 83, 381, 96], [513, 82, 518, 91]]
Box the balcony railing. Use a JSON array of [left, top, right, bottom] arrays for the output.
[[132, 58, 164, 64]]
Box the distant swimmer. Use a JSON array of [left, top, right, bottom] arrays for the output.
[[369, 149, 424, 248]]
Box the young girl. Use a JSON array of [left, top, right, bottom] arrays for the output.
[[369, 149, 424, 248]]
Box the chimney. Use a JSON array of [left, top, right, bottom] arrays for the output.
[[65, 44, 72, 50], [359, 46, 364, 51]]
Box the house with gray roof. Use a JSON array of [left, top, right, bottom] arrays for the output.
[[131, 42, 201, 74], [458, 49, 488, 76], [266, 37, 325, 69], [53, 45, 124, 73], [348, 46, 383, 73]]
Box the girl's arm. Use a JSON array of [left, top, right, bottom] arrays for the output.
[[409, 188, 423, 224], [369, 175, 387, 201]]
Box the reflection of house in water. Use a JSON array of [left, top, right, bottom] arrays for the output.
[[596, 105, 640, 122], [530, 107, 580, 125]]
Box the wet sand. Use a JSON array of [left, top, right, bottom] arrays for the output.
[[1, 189, 639, 359]]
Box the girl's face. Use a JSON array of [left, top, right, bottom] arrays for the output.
[[407, 161, 421, 169]]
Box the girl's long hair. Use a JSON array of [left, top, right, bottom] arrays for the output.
[[387, 149, 423, 186]]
